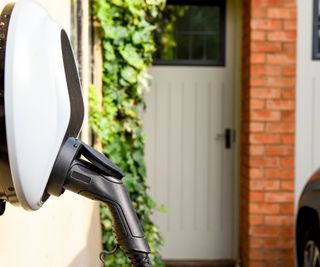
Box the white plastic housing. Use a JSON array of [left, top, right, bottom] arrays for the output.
[[5, 0, 72, 210]]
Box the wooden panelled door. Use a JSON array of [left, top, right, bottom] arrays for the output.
[[143, 0, 238, 261]]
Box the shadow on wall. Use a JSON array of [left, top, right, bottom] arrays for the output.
[[0, 193, 102, 267]]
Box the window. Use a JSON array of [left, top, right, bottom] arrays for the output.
[[313, 0, 320, 59], [153, 0, 226, 66]]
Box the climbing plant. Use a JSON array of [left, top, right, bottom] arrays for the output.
[[153, 5, 189, 60], [90, 0, 166, 266]]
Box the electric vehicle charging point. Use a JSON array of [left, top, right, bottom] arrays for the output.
[[0, 1, 151, 266]]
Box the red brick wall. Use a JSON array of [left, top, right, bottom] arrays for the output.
[[240, 0, 296, 266]]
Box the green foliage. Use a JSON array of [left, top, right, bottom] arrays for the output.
[[153, 5, 188, 60], [90, 0, 166, 266]]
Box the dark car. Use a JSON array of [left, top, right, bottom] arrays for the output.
[[296, 169, 320, 267]]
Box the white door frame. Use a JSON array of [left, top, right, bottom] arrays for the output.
[[144, 0, 242, 260]]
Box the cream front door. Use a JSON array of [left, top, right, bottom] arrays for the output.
[[143, 0, 239, 260]]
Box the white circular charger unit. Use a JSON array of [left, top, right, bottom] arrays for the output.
[[1, 0, 84, 210]]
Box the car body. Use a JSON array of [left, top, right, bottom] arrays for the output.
[[296, 168, 320, 266]]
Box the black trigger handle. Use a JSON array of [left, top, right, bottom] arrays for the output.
[[80, 142, 124, 179]]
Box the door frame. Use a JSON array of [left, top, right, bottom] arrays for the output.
[[145, 0, 242, 261], [226, 0, 242, 260]]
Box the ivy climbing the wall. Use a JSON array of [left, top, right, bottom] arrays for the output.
[[90, 0, 166, 266]]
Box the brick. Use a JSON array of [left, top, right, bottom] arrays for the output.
[[249, 145, 265, 155], [249, 225, 281, 237], [267, 31, 296, 42], [251, 88, 281, 98], [249, 225, 293, 242], [266, 99, 295, 110], [283, 43, 297, 55], [250, 77, 266, 87], [262, 260, 293, 267], [282, 0, 296, 8], [266, 76, 295, 88], [251, 19, 282, 30], [260, 237, 294, 249], [280, 156, 294, 167], [265, 168, 294, 179], [251, 41, 282, 53], [281, 111, 295, 121], [251, 65, 281, 76], [250, 203, 280, 215], [249, 168, 264, 179], [282, 66, 296, 77], [252, 8, 267, 18], [250, 192, 265, 202], [250, 180, 280, 190], [248, 99, 265, 110], [265, 192, 294, 203], [282, 249, 295, 262], [266, 54, 296, 64], [281, 134, 295, 144], [250, 238, 263, 248], [279, 226, 294, 237], [244, 122, 265, 132], [265, 145, 293, 156], [249, 248, 281, 260], [240, 0, 296, 265], [249, 133, 280, 144], [281, 181, 294, 190], [249, 215, 264, 225], [280, 203, 294, 214], [250, 156, 280, 167], [251, 111, 281, 121], [265, 215, 294, 226], [265, 122, 295, 133], [282, 88, 296, 98], [251, 30, 266, 41], [252, 0, 282, 7], [267, 8, 296, 19], [284, 19, 296, 30], [248, 261, 265, 267], [251, 53, 266, 63]]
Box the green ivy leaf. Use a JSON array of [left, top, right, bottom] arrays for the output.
[[119, 44, 144, 69], [90, 1, 167, 266], [121, 66, 138, 84]]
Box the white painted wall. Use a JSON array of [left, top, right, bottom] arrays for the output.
[[296, 0, 320, 205], [0, 1, 102, 266]]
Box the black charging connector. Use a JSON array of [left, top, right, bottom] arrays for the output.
[[46, 138, 151, 267], [0, 200, 5, 215]]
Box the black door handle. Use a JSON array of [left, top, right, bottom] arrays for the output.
[[225, 128, 232, 149]]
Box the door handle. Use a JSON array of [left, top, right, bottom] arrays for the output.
[[225, 128, 231, 149], [215, 128, 233, 149]]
